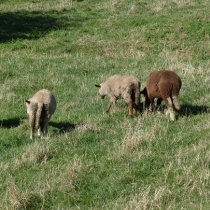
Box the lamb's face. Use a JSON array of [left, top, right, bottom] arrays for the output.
[[95, 84, 106, 99], [99, 84, 108, 99], [100, 95, 105, 99]]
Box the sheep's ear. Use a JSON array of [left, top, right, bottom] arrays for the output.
[[95, 84, 101, 88], [25, 100, 30, 104]]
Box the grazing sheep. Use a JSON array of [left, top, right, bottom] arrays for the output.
[[95, 75, 141, 117], [25, 89, 56, 139], [141, 70, 182, 121]]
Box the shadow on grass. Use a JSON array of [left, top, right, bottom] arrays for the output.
[[0, 118, 20, 128], [180, 103, 210, 117], [50, 121, 76, 134], [0, 9, 87, 43], [141, 103, 210, 120]]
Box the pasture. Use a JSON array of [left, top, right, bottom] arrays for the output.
[[0, 0, 210, 209]]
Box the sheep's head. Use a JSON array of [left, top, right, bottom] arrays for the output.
[[95, 84, 106, 99]]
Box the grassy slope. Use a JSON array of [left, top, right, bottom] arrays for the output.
[[0, 0, 210, 209]]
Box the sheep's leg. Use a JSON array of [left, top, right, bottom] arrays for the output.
[[165, 97, 175, 121], [29, 113, 36, 139], [133, 105, 137, 116], [172, 95, 180, 110], [30, 127, 34, 140], [41, 117, 50, 138], [45, 124, 48, 136], [38, 125, 44, 139], [130, 92, 136, 116], [106, 99, 113, 112], [146, 94, 155, 112], [125, 94, 135, 117], [35, 103, 43, 129], [132, 101, 139, 116], [128, 102, 134, 117], [112, 99, 117, 111], [45, 118, 50, 135], [38, 127, 41, 137], [134, 88, 140, 115], [149, 98, 155, 112], [44, 116, 51, 136], [156, 98, 163, 113], [38, 117, 46, 138], [30, 120, 35, 139], [135, 83, 141, 108]]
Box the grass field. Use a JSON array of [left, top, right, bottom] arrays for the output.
[[0, 0, 210, 209]]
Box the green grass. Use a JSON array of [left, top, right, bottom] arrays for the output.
[[0, 0, 210, 209]]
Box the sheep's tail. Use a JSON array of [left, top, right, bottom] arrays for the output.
[[35, 103, 43, 129], [172, 96, 181, 110]]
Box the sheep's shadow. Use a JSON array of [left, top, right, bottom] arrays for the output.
[[0, 118, 21, 128], [140, 102, 210, 119], [180, 103, 210, 117], [49, 121, 76, 134]]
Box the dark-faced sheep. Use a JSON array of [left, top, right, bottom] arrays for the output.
[[25, 89, 56, 139], [95, 75, 141, 117], [141, 70, 182, 121]]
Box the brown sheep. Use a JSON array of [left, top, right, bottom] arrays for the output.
[[95, 75, 141, 117], [141, 70, 182, 121], [25, 89, 56, 139]]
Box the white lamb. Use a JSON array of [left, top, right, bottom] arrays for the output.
[[95, 75, 141, 117], [25, 89, 56, 139]]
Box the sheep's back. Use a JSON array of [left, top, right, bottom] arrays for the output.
[[146, 70, 181, 97], [29, 89, 56, 114], [106, 75, 140, 97], [158, 71, 181, 94]]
